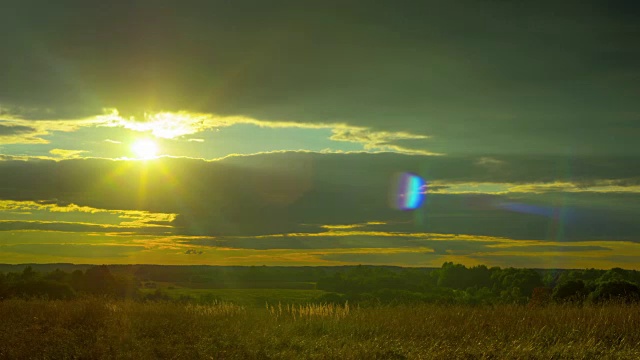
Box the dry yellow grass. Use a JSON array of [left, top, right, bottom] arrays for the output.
[[267, 301, 351, 320], [0, 298, 639, 359]]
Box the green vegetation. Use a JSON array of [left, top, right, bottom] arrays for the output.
[[139, 287, 326, 307], [0, 265, 138, 301], [2, 297, 640, 359], [315, 262, 640, 306], [3, 263, 640, 306], [2, 264, 640, 357]]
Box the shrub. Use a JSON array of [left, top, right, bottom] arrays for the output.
[[552, 280, 588, 303], [589, 280, 640, 304], [529, 287, 552, 307]]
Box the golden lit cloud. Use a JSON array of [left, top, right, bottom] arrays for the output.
[[100, 111, 211, 139], [428, 181, 640, 194], [94, 109, 437, 155], [507, 182, 640, 194], [321, 224, 367, 230], [0, 109, 109, 144], [329, 127, 441, 155], [257, 229, 511, 242], [2, 227, 640, 268], [2, 107, 439, 155], [0, 200, 176, 228], [49, 149, 88, 159]]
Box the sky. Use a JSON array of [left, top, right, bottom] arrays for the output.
[[0, 0, 639, 268]]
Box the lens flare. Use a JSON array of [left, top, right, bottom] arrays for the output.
[[390, 172, 426, 211]]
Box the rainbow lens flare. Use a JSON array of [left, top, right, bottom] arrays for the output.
[[390, 172, 427, 211]]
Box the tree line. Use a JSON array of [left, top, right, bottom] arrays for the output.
[[1, 263, 639, 305], [0, 265, 138, 300], [315, 262, 640, 305]]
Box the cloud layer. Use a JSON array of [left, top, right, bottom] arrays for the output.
[[1, 1, 638, 155], [1, 1, 638, 266], [0, 152, 638, 240]]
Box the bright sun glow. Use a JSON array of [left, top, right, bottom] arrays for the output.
[[131, 139, 159, 159]]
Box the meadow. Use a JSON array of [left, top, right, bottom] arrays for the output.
[[1, 297, 639, 359], [140, 287, 327, 307]]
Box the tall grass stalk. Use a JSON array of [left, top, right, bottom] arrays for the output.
[[1, 298, 639, 359]]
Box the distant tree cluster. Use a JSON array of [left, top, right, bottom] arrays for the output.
[[315, 263, 640, 306], [550, 268, 640, 304], [0, 265, 139, 300]]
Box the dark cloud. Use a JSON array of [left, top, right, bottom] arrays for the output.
[[217, 152, 640, 185], [185, 237, 610, 254], [319, 252, 441, 266], [0, 244, 146, 258], [0, 123, 36, 136], [1, 1, 638, 155], [420, 240, 500, 256], [492, 245, 612, 253], [601, 255, 640, 265], [319, 243, 613, 266], [187, 236, 427, 250], [184, 249, 204, 255], [463, 254, 585, 269], [0, 152, 638, 240]]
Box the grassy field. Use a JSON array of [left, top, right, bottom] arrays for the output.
[[140, 287, 327, 307], [169, 281, 318, 290], [1, 298, 640, 359]]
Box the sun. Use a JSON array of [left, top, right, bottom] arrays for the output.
[[131, 139, 158, 159]]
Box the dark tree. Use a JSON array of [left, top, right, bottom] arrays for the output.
[[589, 280, 640, 304], [552, 280, 588, 303], [21, 266, 37, 281], [84, 266, 117, 296]]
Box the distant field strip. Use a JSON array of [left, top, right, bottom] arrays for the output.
[[140, 287, 327, 307]]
